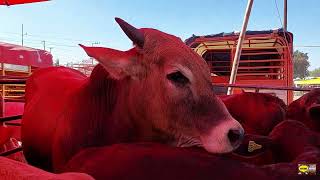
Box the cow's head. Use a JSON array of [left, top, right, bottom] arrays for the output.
[[306, 89, 320, 121], [80, 18, 244, 153], [222, 92, 286, 136], [287, 88, 320, 131]]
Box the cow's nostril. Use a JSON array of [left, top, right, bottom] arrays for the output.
[[228, 129, 244, 146]]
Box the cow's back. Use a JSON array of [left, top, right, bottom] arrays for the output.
[[22, 66, 87, 171]]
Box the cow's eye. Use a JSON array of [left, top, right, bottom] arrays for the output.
[[167, 71, 189, 86]]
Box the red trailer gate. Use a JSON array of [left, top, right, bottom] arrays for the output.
[[186, 29, 294, 104]]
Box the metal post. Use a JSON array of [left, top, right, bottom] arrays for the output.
[[227, 0, 254, 95], [91, 42, 100, 64], [1, 63, 5, 116], [284, 0, 287, 31], [42, 40, 46, 50], [21, 24, 24, 46]]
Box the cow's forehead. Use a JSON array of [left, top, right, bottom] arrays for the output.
[[142, 28, 211, 78]]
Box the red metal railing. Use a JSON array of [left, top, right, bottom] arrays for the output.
[[212, 83, 312, 92]]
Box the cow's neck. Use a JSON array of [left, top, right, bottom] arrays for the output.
[[82, 64, 138, 144]]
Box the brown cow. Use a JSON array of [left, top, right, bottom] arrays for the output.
[[227, 120, 320, 166], [221, 92, 286, 136], [22, 18, 244, 172], [287, 88, 320, 131], [0, 156, 94, 180], [269, 120, 320, 163], [63, 143, 316, 180]]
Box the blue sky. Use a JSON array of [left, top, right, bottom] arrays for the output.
[[0, 0, 320, 69]]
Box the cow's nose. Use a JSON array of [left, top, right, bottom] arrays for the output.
[[228, 128, 244, 146]]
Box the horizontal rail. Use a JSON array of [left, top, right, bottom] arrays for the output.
[[5, 97, 25, 102], [0, 115, 22, 123], [4, 89, 25, 92], [239, 59, 285, 63], [0, 79, 27, 84], [206, 59, 285, 64], [241, 52, 281, 56], [0, 147, 23, 156], [212, 83, 312, 92], [0, 75, 29, 79], [4, 122, 21, 126], [236, 73, 283, 76], [238, 66, 283, 69]]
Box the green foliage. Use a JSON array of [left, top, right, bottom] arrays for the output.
[[310, 67, 320, 77], [293, 50, 310, 79]]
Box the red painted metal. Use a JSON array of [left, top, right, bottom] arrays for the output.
[[0, 114, 22, 123], [186, 29, 294, 104], [0, 79, 27, 84], [0, 147, 22, 156], [0, 0, 49, 6], [212, 83, 312, 92], [0, 42, 53, 68]]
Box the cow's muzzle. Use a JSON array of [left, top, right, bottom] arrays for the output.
[[200, 118, 244, 154]]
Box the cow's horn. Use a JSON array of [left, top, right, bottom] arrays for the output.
[[115, 17, 144, 48]]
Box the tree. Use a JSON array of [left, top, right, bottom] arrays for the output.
[[293, 50, 310, 79], [310, 67, 320, 77]]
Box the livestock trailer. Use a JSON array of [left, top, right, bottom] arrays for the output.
[[0, 42, 53, 99], [186, 29, 294, 104]]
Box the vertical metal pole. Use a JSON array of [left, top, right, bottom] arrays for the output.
[[28, 66, 32, 75], [42, 40, 46, 50], [22, 24, 24, 46], [227, 0, 254, 95], [284, 0, 287, 31], [1, 63, 5, 116]]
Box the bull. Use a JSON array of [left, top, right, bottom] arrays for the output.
[[220, 92, 286, 136], [21, 18, 244, 172], [287, 88, 320, 132]]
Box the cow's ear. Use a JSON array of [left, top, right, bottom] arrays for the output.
[[309, 104, 320, 120], [80, 44, 143, 80]]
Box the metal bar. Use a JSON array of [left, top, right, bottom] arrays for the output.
[[0, 147, 23, 156], [0, 79, 27, 84], [228, 0, 254, 95], [237, 73, 282, 76], [237, 66, 283, 69], [0, 75, 29, 79], [1, 63, 5, 116], [0, 115, 23, 123], [4, 122, 21, 126], [5, 97, 25, 102], [240, 52, 281, 56], [239, 59, 285, 63], [5, 90, 26, 92], [213, 83, 312, 92], [284, 0, 287, 31]]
